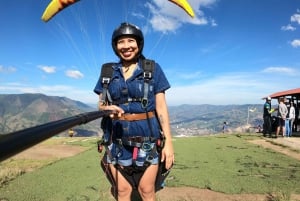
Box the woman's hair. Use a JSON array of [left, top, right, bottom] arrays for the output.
[[278, 97, 285, 102]]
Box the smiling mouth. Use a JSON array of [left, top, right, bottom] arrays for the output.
[[121, 51, 133, 57]]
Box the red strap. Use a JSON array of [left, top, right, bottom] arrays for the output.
[[132, 147, 138, 160]]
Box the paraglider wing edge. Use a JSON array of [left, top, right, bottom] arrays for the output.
[[41, 0, 80, 22]]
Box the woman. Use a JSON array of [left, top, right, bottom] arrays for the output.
[[94, 22, 174, 201], [289, 102, 295, 135]]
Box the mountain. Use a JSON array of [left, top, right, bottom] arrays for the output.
[[0, 94, 101, 136], [168, 104, 264, 136], [0, 94, 265, 137]]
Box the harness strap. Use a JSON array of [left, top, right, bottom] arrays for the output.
[[113, 136, 158, 148], [100, 63, 115, 104], [141, 59, 154, 108], [113, 111, 155, 121], [132, 147, 138, 165], [110, 97, 142, 105], [100, 153, 118, 199]]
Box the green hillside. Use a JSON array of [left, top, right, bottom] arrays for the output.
[[0, 94, 265, 136], [0, 94, 100, 136]]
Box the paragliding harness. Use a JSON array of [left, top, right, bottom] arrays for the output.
[[97, 59, 171, 199]]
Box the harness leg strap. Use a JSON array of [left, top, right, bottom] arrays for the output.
[[132, 147, 138, 165]]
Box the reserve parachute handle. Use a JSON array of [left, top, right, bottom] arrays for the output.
[[0, 110, 112, 162]]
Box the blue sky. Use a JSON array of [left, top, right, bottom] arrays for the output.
[[0, 0, 299, 106]]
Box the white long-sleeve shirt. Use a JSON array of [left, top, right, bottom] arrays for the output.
[[289, 106, 295, 119]]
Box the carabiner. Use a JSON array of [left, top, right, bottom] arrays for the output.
[[141, 142, 152, 152]]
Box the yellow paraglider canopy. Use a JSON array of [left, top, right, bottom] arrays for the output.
[[169, 0, 195, 17], [42, 0, 79, 22], [41, 0, 195, 22]]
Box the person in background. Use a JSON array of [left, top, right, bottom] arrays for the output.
[[263, 97, 273, 137], [222, 122, 228, 133], [295, 103, 300, 132], [276, 97, 288, 138], [289, 101, 295, 136], [284, 100, 290, 137], [257, 124, 262, 133]]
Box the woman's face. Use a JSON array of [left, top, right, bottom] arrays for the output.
[[116, 36, 139, 61]]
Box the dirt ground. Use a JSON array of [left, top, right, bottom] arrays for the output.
[[10, 137, 300, 201], [156, 187, 268, 201], [250, 137, 300, 161], [12, 144, 87, 160]]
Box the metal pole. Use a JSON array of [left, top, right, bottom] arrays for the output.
[[0, 110, 110, 162], [247, 106, 249, 125]]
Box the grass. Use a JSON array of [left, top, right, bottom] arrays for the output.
[[0, 141, 114, 201], [0, 137, 96, 187], [170, 134, 300, 194], [1, 134, 300, 200]]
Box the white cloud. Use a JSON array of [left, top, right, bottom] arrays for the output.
[[38, 65, 56, 73], [0, 83, 98, 104], [290, 39, 300, 48], [173, 71, 204, 80], [166, 73, 264, 105], [291, 13, 300, 24], [131, 12, 145, 20], [211, 19, 218, 27], [0, 65, 16, 73], [281, 24, 296, 31], [0, 83, 36, 93], [262, 66, 297, 75], [166, 71, 299, 105], [65, 70, 84, 79], [0, 83, 71, 94], [149, 12, 182, 33], [145, 0, 217, 33], [39, 85, 74, 92]]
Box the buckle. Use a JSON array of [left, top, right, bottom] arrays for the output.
[[141, 142, 152, 152], [102, 77, 110, 84], [141, 98, 148, 108], [128, 136, 144, 143], [116, 138, 123, 146], [143, 71, 152, 79]]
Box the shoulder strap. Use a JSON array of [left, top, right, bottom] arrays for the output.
[[100, 63, 115, 103], [141, 59, 155, 81], [100, 63, 115, 82], [141, 59, 155, 108]]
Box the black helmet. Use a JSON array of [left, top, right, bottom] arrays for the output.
[[111, 22, 144, 57]]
